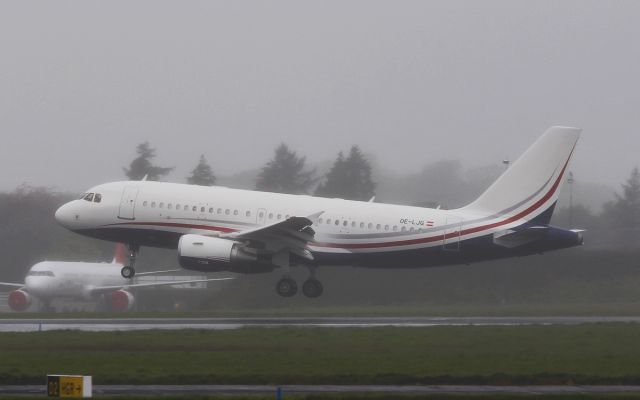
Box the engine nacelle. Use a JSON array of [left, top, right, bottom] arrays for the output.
[[8, 290, 32, 312], [178, 234, 268, 273], [110, 290, 135, 312]]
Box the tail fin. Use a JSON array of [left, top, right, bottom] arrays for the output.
[[113, 243, 127, 265], [461, 126, 581, 223]]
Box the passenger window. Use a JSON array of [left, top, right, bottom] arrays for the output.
[[268, 213, 273, 219], [285, 215, 290, 219], [218, 208, 223, 214], [246, 211, 251, 217], [184, 205, 189, 211], [410, 227, 415, 232], [277, 214, 281, 220], [192, 206, 197, 212], [159, 202, 164, 209], [401, 226, 407, 232], [94, 194, 102, 203], [175, 204, 180, 210], [368, 223, 373, 229], [343, 220, 348, 226], [376, 224, 381, 230], [335, 220, 340, 226], [393, 225, 398, 231], [384, 225, 389, 231], [225, 209, 230, 215], [359, 222, 364, 229], [259, 211, 264, 218], [318, 218, 323, 224], [326, 219, 331, 225], [143, 201, 148, 207], [201, 207, 205, 212], [234, 210, 239, 216], [151, 202, 156, 208], [168, 204, 173, 210], [209, 207, 214, 213]]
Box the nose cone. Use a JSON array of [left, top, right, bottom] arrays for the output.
[[55, 202, 76, 228]]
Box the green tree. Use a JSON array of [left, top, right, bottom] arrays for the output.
[[187, 154, 216, 186], [255, 143, 315, 194], [123, 142, 173, 181], [601, 166, 640, 246], [315, 146, 376, 201]]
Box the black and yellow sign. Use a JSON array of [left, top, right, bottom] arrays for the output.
[[47, 375, 89, 398]]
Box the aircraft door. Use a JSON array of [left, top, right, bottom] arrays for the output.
[[118, 187, 139, 220], [443, 215, 463, 251]]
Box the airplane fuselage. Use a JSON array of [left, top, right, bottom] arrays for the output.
[[25, 261, 128, 301], [55, 178, 580, 270]]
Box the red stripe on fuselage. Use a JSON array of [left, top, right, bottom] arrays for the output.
[[108, 221, 236, 233]]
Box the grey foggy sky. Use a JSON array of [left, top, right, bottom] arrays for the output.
[[1, 0, 639, 193]]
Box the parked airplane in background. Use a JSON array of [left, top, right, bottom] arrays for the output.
[[55, 126, 584, 299], [0, 244, 232, 311]]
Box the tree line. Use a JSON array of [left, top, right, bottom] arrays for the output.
[[124, 141, 376, 201]]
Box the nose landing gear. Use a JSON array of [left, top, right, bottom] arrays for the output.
[[121, 244, 139, 279]]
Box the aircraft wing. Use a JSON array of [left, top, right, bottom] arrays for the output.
[[220, 211, 323, 260], [0, 282, 24, 288], [89, 277, 234, 293]]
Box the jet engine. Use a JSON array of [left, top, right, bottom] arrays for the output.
[[110, 290, 135, 312], [8, 290, 32, 312], [178, 234, 270, 273]]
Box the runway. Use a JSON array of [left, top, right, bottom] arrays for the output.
[[1, 316, 640, 332], [3, 384, 640, 395]]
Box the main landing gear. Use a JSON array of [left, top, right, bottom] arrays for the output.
[[121, 244, 139, 279], [275, 266, 324, 298]]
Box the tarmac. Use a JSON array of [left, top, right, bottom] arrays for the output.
[[3, 384, 640, 395], [1, 316, 640, 331]]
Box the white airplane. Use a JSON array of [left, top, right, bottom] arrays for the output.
[[55, 126, 584, 298], [0, 244, 232, 311]]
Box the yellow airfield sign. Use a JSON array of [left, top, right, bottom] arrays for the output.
[[47, 375, 92, 398]]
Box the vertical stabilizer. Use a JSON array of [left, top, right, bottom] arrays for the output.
[[462, 126, 581, 222]]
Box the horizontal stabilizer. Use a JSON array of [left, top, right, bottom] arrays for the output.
[[493, 226, 549, 248]]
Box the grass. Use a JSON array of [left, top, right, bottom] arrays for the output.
[[1, 325, 640, 385]]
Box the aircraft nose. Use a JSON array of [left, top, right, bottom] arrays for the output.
[[55, 202, 77, 228]]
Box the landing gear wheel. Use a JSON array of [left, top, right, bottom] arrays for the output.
[[302, 278, 324, 298], [121, 265, 135, 279], [276, 277, 298, 297]]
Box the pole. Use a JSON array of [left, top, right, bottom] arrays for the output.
[[567, 171, 574, 227]]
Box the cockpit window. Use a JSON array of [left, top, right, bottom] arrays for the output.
[[27, 270, 55, 277], [83, 193, 94, 202], [94, 193, 102, 203]]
